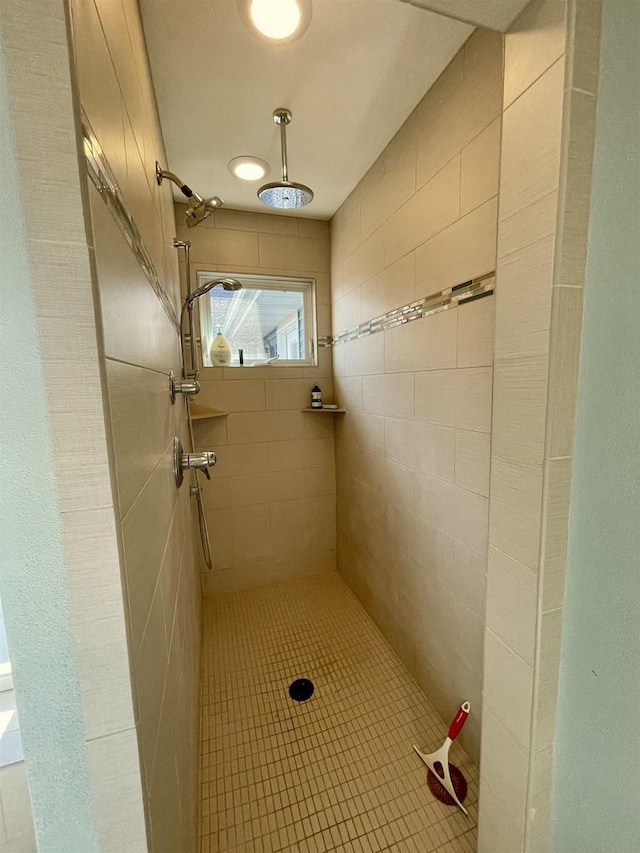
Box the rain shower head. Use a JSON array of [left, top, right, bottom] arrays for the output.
[[156, 162, 224, 227], [258, 109, 313, 209], [258, 180, 313, 209]]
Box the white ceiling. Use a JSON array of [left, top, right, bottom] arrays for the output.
[[141, 0, 475, 219], [141, 0, 533, 219]]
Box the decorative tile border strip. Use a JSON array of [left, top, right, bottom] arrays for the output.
[[326, 272, 495, 347], [81, 114, 180, 332]]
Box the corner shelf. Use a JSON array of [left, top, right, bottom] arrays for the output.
[[301, 407, 346, 414], [189, 402, 228, 420]]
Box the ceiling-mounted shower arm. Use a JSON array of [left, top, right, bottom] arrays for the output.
[[274, 108, 292, 183], [258, 108, 313, 209]]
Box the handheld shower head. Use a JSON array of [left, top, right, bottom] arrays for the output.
[[156, 162, 224, 228], [183, 278, 243, 310], [178, 276, 242, 379]]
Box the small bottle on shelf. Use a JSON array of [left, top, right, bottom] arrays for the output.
[[311, 385, 322, 409]]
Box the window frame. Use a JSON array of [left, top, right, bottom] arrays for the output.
[[193, 267, 318, 368]]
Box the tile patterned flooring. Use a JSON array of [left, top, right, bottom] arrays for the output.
[[199, 573, 478, 852]]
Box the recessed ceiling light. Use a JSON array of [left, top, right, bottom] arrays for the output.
[[239, 0, 311, 43], [250, 0, 300, 39], [228, 156, 271, 182]]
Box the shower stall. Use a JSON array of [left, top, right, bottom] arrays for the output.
[[0, 0, 604, 851]]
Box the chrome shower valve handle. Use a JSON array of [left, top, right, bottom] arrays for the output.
[[182, 451, 217, 471], [169, 370, 200, 402], [173, 437, 216, 487]]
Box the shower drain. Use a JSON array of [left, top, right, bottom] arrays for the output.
[[288, 678, 314, 702]]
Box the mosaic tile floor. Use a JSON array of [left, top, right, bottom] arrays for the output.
[[199, 573, 478, 853]]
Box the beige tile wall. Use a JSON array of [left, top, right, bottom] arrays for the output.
[[0, 763, 36, 852], [479, 1, 601, 851], [68, 0, 202, 850], [330, 29, 503, 761], [0, 0, 148, 849], [174, 207, 337, 595]]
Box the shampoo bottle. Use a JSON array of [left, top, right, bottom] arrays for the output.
[[311, 385, 322, 409], [209, 326, 231, 366]]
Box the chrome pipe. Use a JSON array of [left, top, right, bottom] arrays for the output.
[[173, 238, 198, 377], [192, 482, 213, 569], [278, 110, 290, 182], [183, 240, 198, 375]]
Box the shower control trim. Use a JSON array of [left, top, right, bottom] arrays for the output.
[[169, 370, 200, 403], [173, 436, 216, 488]]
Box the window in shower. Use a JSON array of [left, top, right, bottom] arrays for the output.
[[0, 597, 24, 766], [197, 272, 317, 367]]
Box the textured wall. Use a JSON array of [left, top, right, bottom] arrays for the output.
[[0, 10, 99, 850], [174, 207, 335, 595], [68, 0, 201, 850], [551, 1, 638, 849], [0, 0, 147, 850], [330, 29, 503, 760], [479, 0, 601, 850]]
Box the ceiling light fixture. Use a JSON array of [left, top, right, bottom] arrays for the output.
[[239, 0, 311, 43], [251, 0, 299, 38], [227, 156, 271, 182]]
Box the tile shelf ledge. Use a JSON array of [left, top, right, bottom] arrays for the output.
[[189, 402, 228, 420], [301, 407, 346, 413]]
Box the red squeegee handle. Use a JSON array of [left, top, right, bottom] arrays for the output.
[[448, 701, 471, 740]]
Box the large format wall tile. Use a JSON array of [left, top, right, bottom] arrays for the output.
[[415, 198, 498, 296], [106, 360, 176, 517], [259, 233, 330, 273], [182, 211, 337, 592], [2, 0, 164, 846], [90, 187, 179, 373], [503, 0, 567, 107], [343, 228, 384, 292], [67, 2, 202, 849], [492, 356, 549, 465], [455, 429, 491, 496], [415, 367, 493, 432], [457, 295, 495, 368], [360, 252, 415, 319], [499, 58, 565, 222], [483, 629, 534, 749], [461, 118, 502, 214], [489, 456, 543, 569], [495, 234, 555, 360], [331, 30, 501, 763], [481, 2, 599, 850], [86, 728, 148, 853], [384, 157, 460, 266], [486, 546, 537, 665]]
